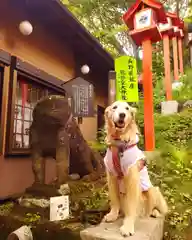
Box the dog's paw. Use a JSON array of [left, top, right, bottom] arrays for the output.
[[120, 223, 135, 237], [151, 209, 161, 218], [103, 212, 118, 222]]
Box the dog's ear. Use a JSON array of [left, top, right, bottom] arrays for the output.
[[104, 105, 114, 130], [104, 106, 112, 119], [130, 107, 137, 120]]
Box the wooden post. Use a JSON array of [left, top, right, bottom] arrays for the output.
[[163, 35, 172, 100], [172, 36, 179, 81], [178, 38, 184, 74], [142, 39, 155, 151], [108, 71, 116, 105]]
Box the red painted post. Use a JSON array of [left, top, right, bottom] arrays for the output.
[[163, 35, 172, 100], [172, 36, 179, 81], [142, 39, 155, 151], [178, 38, 184, 74]]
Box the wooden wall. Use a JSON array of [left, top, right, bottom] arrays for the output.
[[0, 0, 107, 198]]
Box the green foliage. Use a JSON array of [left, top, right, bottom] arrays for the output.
[[0, 202, 14, 216], [155, 109, 192, 149], [24, 212, 41, 225], [152, 43, 165, 85], [148, 147, 192, 240], [66, 0, 189, 58], [137, 107, 192, 150], [136, 59, 142, 73], [173, 70, 192, 103], [81, 184, 108, 210], [67, 0, 129, 57]]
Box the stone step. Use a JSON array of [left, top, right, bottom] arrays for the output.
[[80, 217, 164, 240]]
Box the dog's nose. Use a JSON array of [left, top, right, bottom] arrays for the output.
[[119, 113, 125, 119]]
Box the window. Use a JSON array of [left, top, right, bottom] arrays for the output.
[[0, 67, 4, 119], [0, 67, 4, 152], [6, 72, 60, 155]]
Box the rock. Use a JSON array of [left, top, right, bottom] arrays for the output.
[[183, 100, 192, 108], [18, 197, 50, 208], [7, 226, 33, 240], [172, 81, 183, 90], [161, 100, 179, 115], [80, 217, 164, 240], [69, 174, 81, 181], [58, 184, 70, 195]]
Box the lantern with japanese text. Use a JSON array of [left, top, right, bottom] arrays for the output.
[[123, 0, 167, 151]]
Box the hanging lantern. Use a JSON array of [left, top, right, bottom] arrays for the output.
[[81, 64, 90, 74], [19, 21, 33, 35]]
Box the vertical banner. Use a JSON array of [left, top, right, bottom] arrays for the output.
[[127, 56, 139, 102], [115, 56, 129, 101], [115, 56, 139, 102]]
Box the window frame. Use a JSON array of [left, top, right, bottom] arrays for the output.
[[0, 49, 11, 155], [5, 56, 66, 156]]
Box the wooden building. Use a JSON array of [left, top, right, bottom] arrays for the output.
[[0, 0, 113, 198]]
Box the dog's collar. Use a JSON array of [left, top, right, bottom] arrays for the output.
[[111, 134, 121, 140], [109, 140, 136, 149]]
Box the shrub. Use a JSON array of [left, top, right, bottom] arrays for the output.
[[136, 108, 192, 150], [154, 109, 192, 149], [173, 72, 192, 103], [148, 147, 192, 240]]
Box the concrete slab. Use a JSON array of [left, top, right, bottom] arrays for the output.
[[161, 100, 178, 115], [80, 217, 164, 240]]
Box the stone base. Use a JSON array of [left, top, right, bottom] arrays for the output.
[[80, 218, 164, 240], [161, 100, 178, 115]]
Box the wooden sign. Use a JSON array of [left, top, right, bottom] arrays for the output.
[[63, 77, 94, 117], [135, 9, 152, 30], [115, 56, 139, 102], [50, 195, 69, 221]]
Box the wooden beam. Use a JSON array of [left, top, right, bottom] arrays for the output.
[[12, 56, 65, 93], [0, 66, 11, 155], [0, 49, 11, 65]]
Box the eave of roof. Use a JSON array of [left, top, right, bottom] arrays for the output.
[[24, 0, 114, 72]]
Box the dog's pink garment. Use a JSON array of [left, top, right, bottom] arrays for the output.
[[104, 135, 152, 193]]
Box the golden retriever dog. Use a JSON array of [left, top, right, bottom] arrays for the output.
[[103, 101, 168, 237]]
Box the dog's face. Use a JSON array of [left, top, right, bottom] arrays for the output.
[[105, 101, 136, 131]]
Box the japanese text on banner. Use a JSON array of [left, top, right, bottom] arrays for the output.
[[127, 56, 139, 102], [115, 56, 139, 102]]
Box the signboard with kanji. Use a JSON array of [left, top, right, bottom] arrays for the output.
[[115, 56, 139, 102], [63, 77, 94, 117]]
